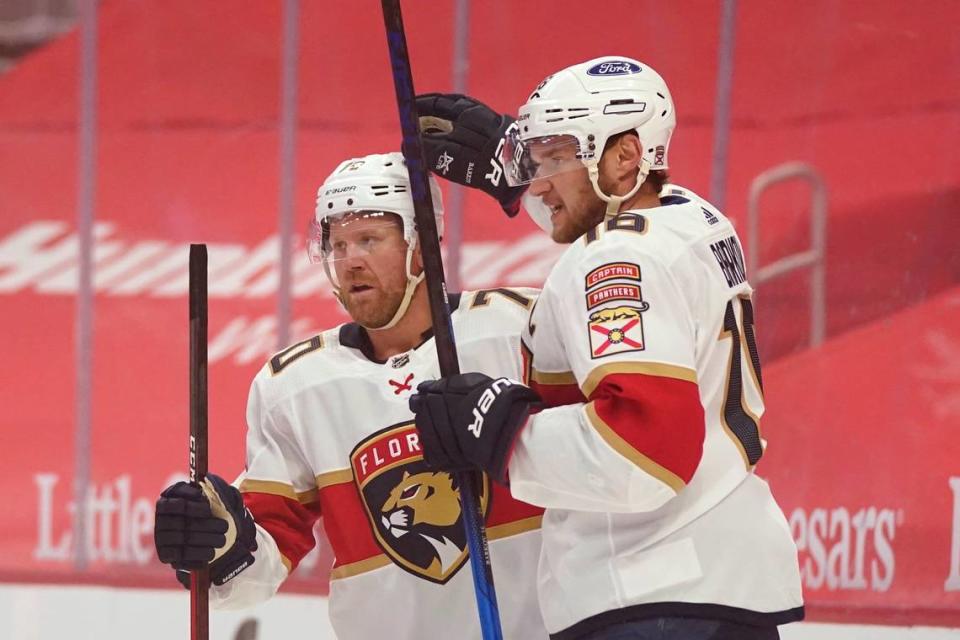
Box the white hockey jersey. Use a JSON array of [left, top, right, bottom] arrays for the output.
[[509, 188, 804, 637], [210, 290, 548, 640]]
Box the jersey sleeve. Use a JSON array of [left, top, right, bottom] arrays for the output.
[[509, 233, 706, 513], [210, 370, 322, 609]]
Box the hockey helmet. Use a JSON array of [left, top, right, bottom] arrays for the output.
[[502, 56, 676, 228], [307, 152, 444, 330]]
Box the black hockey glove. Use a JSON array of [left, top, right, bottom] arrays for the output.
[[416, 92, 526, 217], [409, 373, 540, 484], [154, 473, 258, 587]]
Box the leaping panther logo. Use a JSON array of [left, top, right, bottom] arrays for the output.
[[351, 422, 490, 584]]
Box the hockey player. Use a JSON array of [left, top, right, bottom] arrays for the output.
[[153, 152, 548, 639], [409, 57, 805, 639]]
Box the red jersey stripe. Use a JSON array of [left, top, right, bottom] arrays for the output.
[[530, 378, 587, 409], [488, 483, 544, 527], [320, 476, 543, 573], [585, 370, 704, 489], [318, 480, 382, 569], [242, 491, 321, 572], [243, 470, 546, 576]]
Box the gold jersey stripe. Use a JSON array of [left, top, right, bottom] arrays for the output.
[[487, 515, 543, 540], [239, 479, 319, 505], [316, 468, 353, 490], [581, 361, 697, 397], [330, 554, 392, 580], [530, 368, 578, 385], [584, 403, 686, 493], [280, 553, 293, 574]]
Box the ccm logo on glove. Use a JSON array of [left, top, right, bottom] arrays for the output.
[[154, 473, 258, 587]]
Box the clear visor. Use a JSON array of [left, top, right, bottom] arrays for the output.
[[502, 132, 586, 187], [306, 211, 409, 289]]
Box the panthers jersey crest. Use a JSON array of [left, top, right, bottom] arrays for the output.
[[350, 421, 491, 584]]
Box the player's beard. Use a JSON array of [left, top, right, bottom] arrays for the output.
[[551, 167, 632, 243], [551, 181, 607, 244], [340, 275, 409, 329]]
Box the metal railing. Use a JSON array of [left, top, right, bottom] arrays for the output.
[[747, 162, 828, 347]]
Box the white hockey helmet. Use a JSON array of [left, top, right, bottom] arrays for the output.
[[307, 152, 444, 330], [503, 56, 676, 228]]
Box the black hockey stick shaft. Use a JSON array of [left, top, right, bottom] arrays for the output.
[[379, 2, 503, 639], [189, 244, 210, 640]]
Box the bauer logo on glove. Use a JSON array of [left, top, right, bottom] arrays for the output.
[[409, 372, 540, 484], [469, 377, 516, 438], [415, 93, 527, 217]]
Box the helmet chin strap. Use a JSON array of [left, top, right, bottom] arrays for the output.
[[587, 158, 651, 216], [367, 241, 422, 332]]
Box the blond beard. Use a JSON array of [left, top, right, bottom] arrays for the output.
[[342, 285, 406, 329]]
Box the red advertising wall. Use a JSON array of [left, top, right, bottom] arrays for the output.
[[1, 0, 958, 626], [762, 287, 960, 626]]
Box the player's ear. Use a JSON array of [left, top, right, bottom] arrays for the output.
[[599, 132, 641, 185], [615, 132, 642, 178]]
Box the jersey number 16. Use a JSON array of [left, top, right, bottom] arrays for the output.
[[720, 295, 764, 467]]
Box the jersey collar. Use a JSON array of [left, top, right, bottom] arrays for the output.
[[339, 293, 463, 364]]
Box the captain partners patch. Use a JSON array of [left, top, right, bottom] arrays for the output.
[[587, 283, 645, 310], [584, 262, 641, 290], [584, 261, 648, 358]]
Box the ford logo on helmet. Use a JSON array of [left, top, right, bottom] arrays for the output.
[[587, 61, 641, 76]]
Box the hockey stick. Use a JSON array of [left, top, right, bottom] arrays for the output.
[[378, 2, 504, 639], [189, 244, 210, 640]]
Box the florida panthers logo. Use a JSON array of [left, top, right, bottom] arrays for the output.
[[380, 471, 467, 581], [351, 422, 490, 584]]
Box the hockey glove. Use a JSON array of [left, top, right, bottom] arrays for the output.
[[409, 373, 540, 484], [154, 473, 258, 586], [416, 92, 526, 217]]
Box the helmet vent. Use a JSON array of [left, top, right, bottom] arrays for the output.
[[603, 101, 647, 115], [543, 106, 594, 123], [369, 183, 409, 196]]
